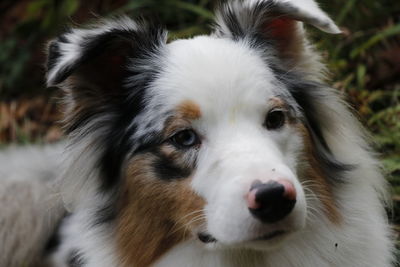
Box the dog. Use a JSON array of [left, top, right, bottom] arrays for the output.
[[0, 0, 395, 266]]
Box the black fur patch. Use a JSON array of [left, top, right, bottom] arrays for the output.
[[44, 227, 61, 254], [95, 25, 167, 191], [216, 2, 246, 40], [152, 150, 193, 180], [47, 41, 61, 72], [67, 249, 86, 267], [215, 1, 277, 49], [92, 192, 119, 226], [48, 21, 166, 85], [44, 212, 71, 255]]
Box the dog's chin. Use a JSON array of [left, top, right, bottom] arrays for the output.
[[241, 230, 293, 251], [197, 230, 293, 251]]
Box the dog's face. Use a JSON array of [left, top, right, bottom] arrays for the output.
[[150, 36, 307, 248], [47, 0, 347, 264]]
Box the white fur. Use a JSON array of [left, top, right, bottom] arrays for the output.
[[47, 205, 118, 267], [0, 144, 65, 267]]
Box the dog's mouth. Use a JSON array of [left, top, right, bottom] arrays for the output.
[[197, 230, 286, 244], [254, 230, 286, 241]]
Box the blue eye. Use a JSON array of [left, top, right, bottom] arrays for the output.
[[265, 109, 285, 130], [170, 129, 200, 148]]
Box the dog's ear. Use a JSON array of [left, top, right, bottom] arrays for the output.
[[47, 17, 166, 86], [46, 17, 166, 112], [46, 17, 166, 134], [214, 0, 340, 73]]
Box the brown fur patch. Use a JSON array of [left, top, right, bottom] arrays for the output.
[[177, 100, 201, 120], [269, 97, 286, 108], [161, 100, 202, 139], [116, 154, 205, 267], [296, 124, 342, 224]]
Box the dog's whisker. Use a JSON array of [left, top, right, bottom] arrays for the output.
[[168, 212, 207, 237]]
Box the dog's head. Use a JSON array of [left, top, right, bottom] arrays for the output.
[[47, 0, 350, 264]]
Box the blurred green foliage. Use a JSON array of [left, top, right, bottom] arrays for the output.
[[312, 0, 400, 183], [0, 0, 399, 176], [0, 0, 214, 98], [0, 0, 81, 98]]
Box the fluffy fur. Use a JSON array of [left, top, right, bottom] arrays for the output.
[[0, 145, 65, 267], [0, 0, 395, 266]]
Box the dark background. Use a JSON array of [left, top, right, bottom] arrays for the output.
[[0, 0, 399, 248]]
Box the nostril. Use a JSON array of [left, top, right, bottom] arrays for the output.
[[278, 179, 296, 201], [248, 180, 296, 223]]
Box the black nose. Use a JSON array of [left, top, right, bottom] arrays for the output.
[[248, 181, 296, 223]]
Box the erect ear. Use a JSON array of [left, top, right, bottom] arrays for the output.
[[214, 0, 340, 74], [46, 17, 167, 136], [46, 17, 167, 111]]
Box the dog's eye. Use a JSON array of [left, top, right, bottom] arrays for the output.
[[170, 129, 200, 148], [265, 109, 285, 130]]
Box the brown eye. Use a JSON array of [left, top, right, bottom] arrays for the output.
[[265, 109, 285, 130], [170, 129, 200, 149]]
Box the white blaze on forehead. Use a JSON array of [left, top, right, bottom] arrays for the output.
[[150, 36, 279, 123]]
